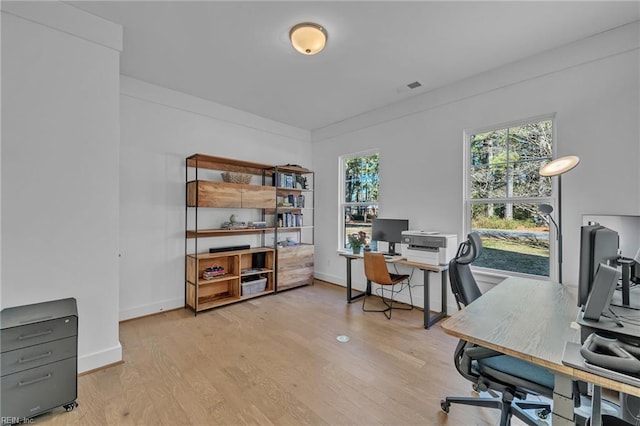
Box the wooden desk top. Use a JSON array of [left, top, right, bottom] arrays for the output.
[[337, 251, 447, 273], [441, 276, 640, 396]]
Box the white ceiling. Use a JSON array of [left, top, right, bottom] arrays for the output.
[[68, 1, 640, 131]]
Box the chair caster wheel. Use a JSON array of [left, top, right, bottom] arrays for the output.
[[536, 408, 550, 419], [64, 401, 78, 412], [440, 400, 450, 413]]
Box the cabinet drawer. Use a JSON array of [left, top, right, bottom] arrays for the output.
[[1, 336, 77, 376], [1, 316, 77, 352], [1, 357, 77, 420]]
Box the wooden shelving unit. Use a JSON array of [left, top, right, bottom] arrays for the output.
[[185, 154, 276, 314], [268, 164, 315, 292], [185, 154, 315, 312]]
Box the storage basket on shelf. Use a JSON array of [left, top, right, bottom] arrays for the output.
[[221, 172, 252, 184], [241, 277, 267, 295]]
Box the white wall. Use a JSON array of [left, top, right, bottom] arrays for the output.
[[1, 2, 123, 372], [118, 77, 312, 320], [312, 22, 640, 313]]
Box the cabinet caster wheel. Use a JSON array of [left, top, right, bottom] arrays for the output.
[[64, 401, 78, 412], [440, 400, 450, 414]]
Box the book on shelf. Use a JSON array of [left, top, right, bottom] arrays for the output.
[[277, 212, 303, 227], [274, 172, 297, 189]]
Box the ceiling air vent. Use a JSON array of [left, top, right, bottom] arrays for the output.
[[407, 81, 422, 89]]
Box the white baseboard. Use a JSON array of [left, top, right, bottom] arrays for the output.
[[78, 342, 122, 373], [119, 297, 184, 321]]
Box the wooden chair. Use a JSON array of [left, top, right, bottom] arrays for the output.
[[362, 251, 412, 319]]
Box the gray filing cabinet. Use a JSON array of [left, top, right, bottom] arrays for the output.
[[1, 298, 78, 423]]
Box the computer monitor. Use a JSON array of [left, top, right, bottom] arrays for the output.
[[582, 263, 621, 321], [371, 218, 409, 255], [578, 224, 619, 308]]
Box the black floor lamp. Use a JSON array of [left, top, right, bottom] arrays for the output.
[[539, 155, 581, 283]]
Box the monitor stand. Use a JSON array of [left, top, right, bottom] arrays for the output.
[[382, 242, 399, 256], [611, 258, 640, 310]]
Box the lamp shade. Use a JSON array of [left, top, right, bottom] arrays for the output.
[[539, 155, 580, 177], [538, 204, 554, 215], [290, 23, 327, 55]]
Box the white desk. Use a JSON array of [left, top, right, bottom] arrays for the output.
[[338, 251, 448, 329]]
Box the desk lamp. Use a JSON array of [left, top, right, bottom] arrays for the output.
[[539, 155, 580, 283]]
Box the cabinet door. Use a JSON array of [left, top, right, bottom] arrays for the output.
[[277, 245, 314, 290], [241, 185, 276, 208], [187, 181, 242, 208]]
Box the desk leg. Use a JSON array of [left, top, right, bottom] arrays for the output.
[[423, 269, 448, 329], [345, 257, 366, 303], [552, 373, 575, 426], [591, 386, 602, 426]]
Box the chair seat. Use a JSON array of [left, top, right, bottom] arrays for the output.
[[388, 273, 410, 284], [477, 355, 555, 391]]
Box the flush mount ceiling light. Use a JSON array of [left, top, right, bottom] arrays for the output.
[[289, 22, 327, 55]]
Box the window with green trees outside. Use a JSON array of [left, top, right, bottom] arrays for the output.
[[467, 118, 554, 277], [341, 152, 379, 250]]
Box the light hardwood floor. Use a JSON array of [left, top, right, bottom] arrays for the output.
[[35, 280, 535, 425]]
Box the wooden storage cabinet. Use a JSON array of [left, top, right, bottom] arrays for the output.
[[1, 298, 78, 423], [186, 248, 275, 312], [277, 244, 314, 291]]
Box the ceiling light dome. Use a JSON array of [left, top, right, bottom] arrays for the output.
[[290, 22, 327, 55]]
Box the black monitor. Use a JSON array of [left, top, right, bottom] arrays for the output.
[[371, 218, 408, 255], [578, 224, 619, 308]]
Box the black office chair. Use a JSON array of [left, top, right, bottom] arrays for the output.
[[441, 232, 555, 426]]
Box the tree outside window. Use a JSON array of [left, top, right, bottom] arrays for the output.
[[341, 152, 379, 250], [467, 118, 554, 277]]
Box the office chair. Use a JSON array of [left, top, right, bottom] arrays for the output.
[[362, 250, 412, 319], [441, 233, 555, 426]]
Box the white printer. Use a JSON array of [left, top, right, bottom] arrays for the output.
[[401, 231, 458, 265]]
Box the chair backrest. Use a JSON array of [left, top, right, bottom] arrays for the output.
[[449, 232, 483, 309], [363, 251, 394, 285]]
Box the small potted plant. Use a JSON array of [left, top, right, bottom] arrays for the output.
[[348, 231, 368, 254]]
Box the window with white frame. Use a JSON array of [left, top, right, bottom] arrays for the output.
[[466, 117, 555, 277], [340, 151, 379, 250]]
